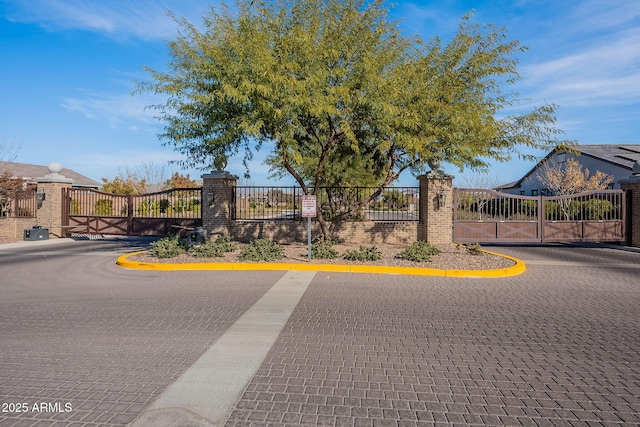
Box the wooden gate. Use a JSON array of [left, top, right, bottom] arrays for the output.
[[453, 189, 625, 243], [62, 188, 202, 237]]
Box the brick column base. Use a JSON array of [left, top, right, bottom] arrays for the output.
[[418, 172, 454, 244], [201, 171, 239, 238], [620, 175, 640, 247]]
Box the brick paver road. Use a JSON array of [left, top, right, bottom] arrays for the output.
[[226, 244, 640, 426], [0, 238, 283, 426], [1, 239, 639, 426]]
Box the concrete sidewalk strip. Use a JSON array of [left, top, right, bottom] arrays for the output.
[[130, 270, 316, 427]]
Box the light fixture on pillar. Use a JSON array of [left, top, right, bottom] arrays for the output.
[[438, 190, 447, 209]]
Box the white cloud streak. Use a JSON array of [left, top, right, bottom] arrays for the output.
[[61, 92, 162, 130], [4, 0, 214, 40], [519, 0, 640, 107]]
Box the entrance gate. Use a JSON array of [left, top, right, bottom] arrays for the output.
[[61, 188, 202, 237], [453, 189, 626, 243]]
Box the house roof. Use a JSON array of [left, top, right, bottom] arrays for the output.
[[500, 144, 640, 190], [576, 145, 640, 169], [0, 161, 101, 188]]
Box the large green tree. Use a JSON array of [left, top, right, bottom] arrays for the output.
[[138, 0, 568, 238]]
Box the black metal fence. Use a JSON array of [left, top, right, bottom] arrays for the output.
[[234, 186, 419, 221]]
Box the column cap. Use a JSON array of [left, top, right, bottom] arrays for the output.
[[35, 162, 74, 184], [201, 171, 239, 180]]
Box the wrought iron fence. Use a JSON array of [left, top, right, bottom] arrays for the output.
[[0, 189, 37, 218], [234, 186, 419, 221]]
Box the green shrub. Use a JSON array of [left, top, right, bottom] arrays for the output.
[[159, 199, 171, 213], [311, 239, 340, 259], [150, 235, 186, 258], [239, 239, 284, 261], [94, 199, 113, 216], [71, 199, 81, 215], [190, 234, 237, 257], [584, 199, 612, 220], [137, 198, 159, 216], [397, 241, 441, 262], [343, 245, 381, 261], [465, 243, 483, 255]]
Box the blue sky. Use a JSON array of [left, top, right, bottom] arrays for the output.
[[1, 0, 639, 187]]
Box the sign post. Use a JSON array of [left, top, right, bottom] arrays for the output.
[[301, 195, 317, 262]]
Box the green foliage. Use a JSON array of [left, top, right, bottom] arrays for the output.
[[174, 197, 200, 213], [583, 199, 613, 220], [397, 241, 441, 263], [519, 200, 538, 217], [71, 199, 81, 215], [343, 245, 381, 261], [189, 234, 237, 258], [137, 0, 569, 238], [383, 189, 407, 210], [137, 198, 159, 216], [239, 239, 285, 261], [150, 235, 187, 258], [311, 239, 340, 259], [159, 199, 171, 213], [94, 199, 113, 216]]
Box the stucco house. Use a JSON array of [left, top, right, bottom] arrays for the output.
[[0, 161, 100, 189], [498, 144, 640, 195]]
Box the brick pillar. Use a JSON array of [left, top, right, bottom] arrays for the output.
[[418, 171, 454, 244], [35, 163, 74, 238], [620, 165, 640, 247], [201, 171, 238, 237]]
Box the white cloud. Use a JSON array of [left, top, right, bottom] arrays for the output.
[[518, 7, 640, 108], [61, 91, 162, 129], [4, 0, 214, 40]]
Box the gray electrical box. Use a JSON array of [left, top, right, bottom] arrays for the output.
[[180, 227, 207, 247], [24, 226, 50, 241]]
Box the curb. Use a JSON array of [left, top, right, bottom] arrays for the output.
[[116, 250, 526, 278]]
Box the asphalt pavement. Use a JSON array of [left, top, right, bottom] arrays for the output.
[[0, 237, 638, 426]]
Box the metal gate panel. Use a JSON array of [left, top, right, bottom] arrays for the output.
[[543, 221, 582, 241], [453, 221, 497, 242], [63, 188, 202, 237], [454, 188, 626, 243], [497, 222, 539, 240], [583, 221, 624, 241]]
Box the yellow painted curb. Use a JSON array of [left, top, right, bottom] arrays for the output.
[[116, 250, 526, 278]]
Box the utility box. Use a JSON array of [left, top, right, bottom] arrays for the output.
[[180, 227, 207, 247], [24, 226, 50, 241]]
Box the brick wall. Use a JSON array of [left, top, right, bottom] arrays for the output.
[[231, 220, 418, 245], [620, 179, 640, 247], [35, 181, 72, 238], [0, 218, 38, 243], [418, 173, 454, 244], [203, 172, 452, 246]]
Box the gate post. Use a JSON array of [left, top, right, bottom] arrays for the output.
[[201, 170, 239, 238], [418, 166, 454, 244], [35, 162, 74, 238], [620, 162, 640, 247]]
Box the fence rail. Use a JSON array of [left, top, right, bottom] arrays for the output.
[[0, 189, 37, 218], [234, 186, 419, 221]]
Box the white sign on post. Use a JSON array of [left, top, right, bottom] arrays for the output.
[[301, 195, 317, 218], [301, 195, 317, 262]]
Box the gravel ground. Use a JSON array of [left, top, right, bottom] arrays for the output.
[[130, 242, 516, 270]]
